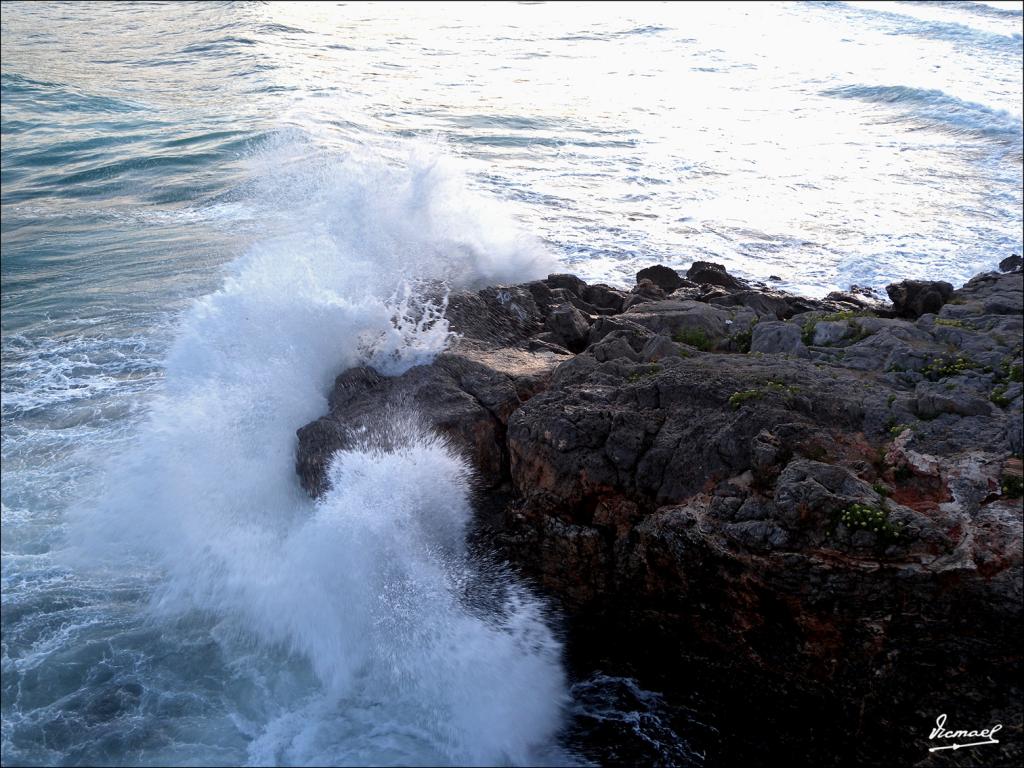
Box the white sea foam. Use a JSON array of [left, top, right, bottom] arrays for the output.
[[63, 135, 565, 765], [822, 83, 1023, 154]]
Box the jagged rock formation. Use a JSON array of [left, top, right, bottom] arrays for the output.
[[297, 260, 1023, 767]]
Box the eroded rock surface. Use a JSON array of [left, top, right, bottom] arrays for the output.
[[886, 278, 954, 319], [296, 261, 1023, 767]]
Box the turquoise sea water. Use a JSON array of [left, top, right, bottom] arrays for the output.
[[2, 2, 1022, 765]]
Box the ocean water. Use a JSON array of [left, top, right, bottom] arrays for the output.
[[1, 2, 1021, 766]]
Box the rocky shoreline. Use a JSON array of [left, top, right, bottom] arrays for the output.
[[297, 257, 1022, 767]]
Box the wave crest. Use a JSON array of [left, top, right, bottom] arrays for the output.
[[64, 135, 566, 765]]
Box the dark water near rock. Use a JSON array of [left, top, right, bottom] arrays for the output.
[[2, 2, 1021, 765]]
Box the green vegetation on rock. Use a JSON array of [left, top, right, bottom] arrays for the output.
[[836, 502, 902, 542], [991, 383, 1011, 408], [728, 380, 799, 409], [821, 310, 874, 322], [848, 321, 872, 343], [922, 355, 979, 380], [728, 389, 761, 408], [628, 364, 661, 383], [1002, 474, 1023, 499], [731, 326, 753, 353], [673, 328, 712, 351]]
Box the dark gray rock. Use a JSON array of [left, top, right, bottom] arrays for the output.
[[582, 283, 627, 313], [446, 284, 546, 345], [707, 290, 792, 319], [624, 299, 756, 351], [750, 321, 810, 358], [587, 314, 654, 347], [636, 264, 685, 292], [296, 346, 561, 496], [506, 353, 894, 512], [825, 284, 887, 311], [544, 303, 591, 352], [640, 334, 689, 363], [295, 260, 1024, 768], [914, 380, 993, 419], [885, 279, 954, 318], [623, 278, 666, 310], [589, 330, 647, 363], [545, 273, 587, 295], [686, 260, 747, 290], [811, 319, 851, 346], [999, 254, 1022, 273], [943, 270, 1023, 318]]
